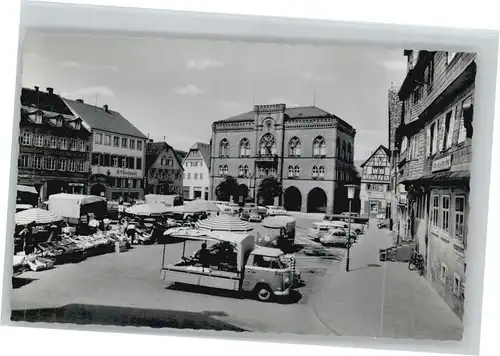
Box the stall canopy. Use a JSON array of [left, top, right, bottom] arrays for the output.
[[17, 185, 38, 195], [183, 200, 220, 213], [125, 203, 171, 216], [15, 208, 62, 225], [262, 216, 296, 228], [195, 215, 253, 232]]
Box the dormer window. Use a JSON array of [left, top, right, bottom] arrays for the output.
[[74, 120, 81, 130], [56, 118, 63, 127], [34, 112, 43, 124]]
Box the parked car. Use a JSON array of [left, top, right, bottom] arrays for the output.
[[341, 212, 359, 218], [266, 206, 287, 216], [256, 206, 268, 217], [320, 229, 355, 247]]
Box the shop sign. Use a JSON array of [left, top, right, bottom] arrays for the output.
[[116, 169, 139, 177], [90, 174, 108, 184], [69, 183, 84, 187], [431, 155, 452, 172]]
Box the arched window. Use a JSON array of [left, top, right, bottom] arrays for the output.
[[288, 165, 294, 177], [264, 168, 270, 176], [336, 137, 341, 158], [319, 166, 325, 178], [218, 165, 228, 175], [259, 133, 277, 155], [223, 165, 228, 175], [313, 136, 326, 156], [269, 168, 276, 176], [238, 165, 244, 176], [259, 167, 265, 177], [294, 165, 300, 177], [219, 139, 230, 157], [288, 137, 301, 157], [239, 138, 251, 157], [342, 141, 347, 160], [312, 166, 319, 178], [347, 143, 352, 163], [243, 165, 249, 176]]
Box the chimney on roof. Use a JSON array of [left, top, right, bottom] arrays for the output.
[[76, 99, 84, 103], [103, 104, 109, 113], [46, 87, 54, 94], [34, 86, 39, 92]]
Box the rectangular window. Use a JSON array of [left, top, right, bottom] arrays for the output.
[[187, 173, 191, 179], [199, 173, 203, 180], [136, 158, 142, 170], [120, 178, 126, 188], [33, 156, 42, 169], [127, 157, 134, 169], [455, 196, 465, 240], [95, 133, 102, 145], [129, 139, 135, 150], [439, 263, 448, 284], [194, 173, 198, 180], [431, 195, 439, 228], [442, 195, 450, 232], [44, 157, 56, 170], [443, 111, 452, 150], [112, 156, 118, 168], [458, 97, 472, 143], [430, 123, 436, 155], [20, 132, 32, 146], [58, 159, 67, 171], [70, 140, 78, 151], [113, 136, 120, 147], [18, 155, 30, 168], [452, 273, 461, 297], [68, 160, 76, 172], [34, 134, 44, 147], [121, 157, 127, 168], [105, 135, 111, 146], [137, 140, 143, 151], [79, 141, 86, 152], [59, 138, 68, 150], [121, 138, 128, 148]]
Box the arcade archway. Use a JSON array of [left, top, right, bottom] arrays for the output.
[[90, 183, 107, 197], [284, 186, 302, 212], [307, 187, 327, 213], [236, 184, 249, 204]]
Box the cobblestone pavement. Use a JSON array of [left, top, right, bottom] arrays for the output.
[[311, 221, 464, 341]]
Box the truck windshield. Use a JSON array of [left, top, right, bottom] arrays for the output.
[[278, 255, 289, 268]]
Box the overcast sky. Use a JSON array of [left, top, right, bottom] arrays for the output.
[[21, 32, 407, 162]]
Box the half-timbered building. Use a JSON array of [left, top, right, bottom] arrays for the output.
[[359, 145, 391, 216], [394, 50, 475, 319]]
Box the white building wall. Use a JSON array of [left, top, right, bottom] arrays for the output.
[[182, 151, 210, 200]]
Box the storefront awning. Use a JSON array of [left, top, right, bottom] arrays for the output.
[[399, 170, 470, 186]]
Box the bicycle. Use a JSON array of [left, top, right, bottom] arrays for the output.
[[408, 251, 425, 276]]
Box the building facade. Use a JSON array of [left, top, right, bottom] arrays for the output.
[[17, 87, 93, 202], [145, 141, 184, 195], [182, 142, 211, 200], [359, 145, 391, 217], [210, 104, 358, 213], [395, 50, 475, 319], [64, 99, 148, 202]]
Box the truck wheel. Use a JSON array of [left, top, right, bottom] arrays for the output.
[[255, 284, 273, 302]]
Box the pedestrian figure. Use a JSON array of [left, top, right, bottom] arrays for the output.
[[126, 222, 136, 245], [21, 221, 36, 255]]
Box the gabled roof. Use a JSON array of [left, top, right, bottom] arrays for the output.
[[184, 142, 211, 169], [217, 105, 336, 123], [21, 88, 74, 115], [360, 145, 390, 167], [146, 141, 184, 171], [64, 99, 147, 139]]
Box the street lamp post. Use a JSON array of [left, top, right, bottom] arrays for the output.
[[345, 184, 358, 272]]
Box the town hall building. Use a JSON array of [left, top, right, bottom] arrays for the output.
[[210, 104, 358, 213]]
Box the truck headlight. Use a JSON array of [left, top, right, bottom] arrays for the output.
[[264, 235, 271, 242], [284, 276, 290, 285]]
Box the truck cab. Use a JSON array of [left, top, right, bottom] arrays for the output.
[[241, 247, 294, 301]]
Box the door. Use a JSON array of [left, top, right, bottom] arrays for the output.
[[243, 255, 283, 292]]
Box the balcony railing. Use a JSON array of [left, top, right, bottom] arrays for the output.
[[255, 153, 279, 162]]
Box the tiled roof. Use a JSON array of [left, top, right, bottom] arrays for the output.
[[186, 142, 211, 169], [21, 88, 73, 115], [217, 105, 335, 123], [146, 141, 184, 171], [64, 99, 147, 139]]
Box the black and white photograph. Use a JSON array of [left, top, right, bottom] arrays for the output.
[[8, 29, 475, 342]]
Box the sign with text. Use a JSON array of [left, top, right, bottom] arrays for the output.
[[116, 169, 139, 177], [431, 155, 452, 172]]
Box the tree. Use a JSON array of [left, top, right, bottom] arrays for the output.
[[215, 175, 239, 202], [257, 177, 283, 206]]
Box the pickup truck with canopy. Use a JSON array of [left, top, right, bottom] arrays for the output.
[[160, 231, 295, 302]]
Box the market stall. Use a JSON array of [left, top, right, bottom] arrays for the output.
[[195, 215, 253, 233]]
